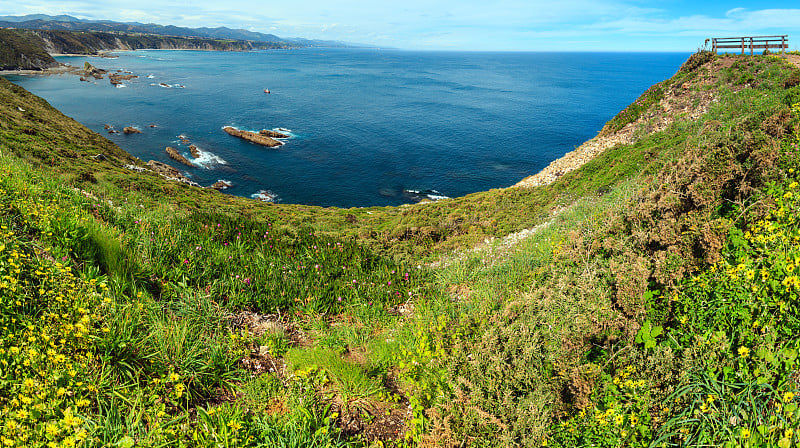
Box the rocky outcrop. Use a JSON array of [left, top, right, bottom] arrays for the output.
[[211, 180, 232, 190], [122, 126, 141, 134], [84, 61, 107, 79], [259, 129, 289, 138], [223, 126, 283, 147], [145, 161, 200, 187], [189, 145, 201, 158], [165, 147, 194, 167], [108, 72, 138, 85]]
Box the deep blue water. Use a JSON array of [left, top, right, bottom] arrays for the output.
[[4, 49, 689, 207]]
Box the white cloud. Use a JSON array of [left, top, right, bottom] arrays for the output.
[[725, 7, 747, 18], [2, 1, 800, 50]]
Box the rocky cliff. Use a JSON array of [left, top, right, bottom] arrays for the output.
[[0, 28, 294, 71], [33, 30, 282, 54], [0, 29, 58, 70]]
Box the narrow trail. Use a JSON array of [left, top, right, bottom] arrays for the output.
[[786, 54, 800, 68]]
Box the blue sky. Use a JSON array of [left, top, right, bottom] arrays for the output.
[[3, 1, 800, 51]]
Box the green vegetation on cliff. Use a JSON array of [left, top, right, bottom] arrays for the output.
[[32, 29, 298, 54], [0, 28, 57, 70], [0, 28, 298, 70], [1, 51, 800, 447]]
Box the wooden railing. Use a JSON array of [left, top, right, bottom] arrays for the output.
[[711, 35, 788, 55]]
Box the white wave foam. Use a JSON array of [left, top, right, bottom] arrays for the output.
[[272, 128, 295, 139], [426, 193, 450, 201], [146, 74, 155, 79], [192, 147, 228, 169], [403, 189, 450, 202], [215, 179, 233, 189], [115, 84, 126, 88], [251, 190, 278, 203]]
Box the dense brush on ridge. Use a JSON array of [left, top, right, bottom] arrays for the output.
[[1, 51, 800, 447]]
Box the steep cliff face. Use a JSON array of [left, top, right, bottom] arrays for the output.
[[0, 28, 290, 70], [0, 29, 58, 70], [33, 30, 277, 53]]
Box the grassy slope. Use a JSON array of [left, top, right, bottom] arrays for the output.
[[1, 52, 800, 447]]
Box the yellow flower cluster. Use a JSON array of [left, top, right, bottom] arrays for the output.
[[0, 171, 112, 447]]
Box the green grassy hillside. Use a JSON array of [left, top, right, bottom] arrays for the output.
[[1, 51, 800, 447]]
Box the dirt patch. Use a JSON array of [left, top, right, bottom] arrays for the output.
[[785, 54, 800, 68], [199, 387, 242, 408], [240, 349, 286, 376], [334, 400, 410, 443], [227, 310, 307, 346]]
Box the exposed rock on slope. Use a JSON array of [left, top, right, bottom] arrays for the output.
[[146, 160, 199, 186], [514, 55, 721, 189]]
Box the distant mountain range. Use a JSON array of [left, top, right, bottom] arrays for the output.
[[0, 14, 361, 48]]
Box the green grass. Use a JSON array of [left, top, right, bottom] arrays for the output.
[[286, 347, 386, 403]]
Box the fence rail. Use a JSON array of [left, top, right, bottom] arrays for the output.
[[711, 35, 788, 55]]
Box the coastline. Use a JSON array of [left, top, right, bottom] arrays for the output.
[[0, 64, 83, 76], [512, 68, 716, 189]]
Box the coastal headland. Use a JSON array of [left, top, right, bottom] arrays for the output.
[[0, 27, 300, 71]]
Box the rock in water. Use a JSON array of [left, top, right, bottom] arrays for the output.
[[210, 180, 232, 190], [84, 61, 107, 79], [259, 129, 289, 138], [123, 127, 141, 134], [223, 127, 283, 147], [109, 73, 138, 85], [165, 147, 194, 167], [189, 145, 201, 158]]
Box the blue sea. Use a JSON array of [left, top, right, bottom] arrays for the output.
[[4, 49, 689, 207]]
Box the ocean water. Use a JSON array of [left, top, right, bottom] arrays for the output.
[[5, 49, 689, 207]]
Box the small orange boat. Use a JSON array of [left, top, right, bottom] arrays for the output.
[[264, 89, 270, 94]]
